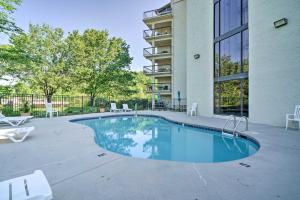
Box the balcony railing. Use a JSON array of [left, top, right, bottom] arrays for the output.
[[146, 83, 172, 93], [144, 26, 172, 39], [143, 7, 172, 20], [143, 65, 172, 75], [143, 46, 172, 57]]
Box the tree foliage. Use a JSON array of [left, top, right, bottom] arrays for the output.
[[0, 0, 22, 35], [10, 24, 72, 102], [66, 29, 135, 104]]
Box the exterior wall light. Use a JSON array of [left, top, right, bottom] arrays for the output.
[[274, 18, 288, 28], [194, 54, 200, 59]]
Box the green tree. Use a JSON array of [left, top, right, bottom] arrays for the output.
[[10, 24, 72, 102], [0, 0, 22, 35], [128, 72, 151, 99], [66, 29, 133, 106], [0, 44, 29, 80]]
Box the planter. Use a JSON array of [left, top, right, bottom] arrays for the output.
[[99, 108, 105, 113], [21, 112, 31, 116]]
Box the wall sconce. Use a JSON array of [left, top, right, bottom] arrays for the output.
[[274, 18, 288, 28], [194, 54, 200, 59]]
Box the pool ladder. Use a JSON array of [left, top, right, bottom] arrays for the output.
[[222, 115, 248, 137]]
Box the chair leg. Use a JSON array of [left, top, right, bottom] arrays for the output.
[[285, 119, 289, 130]]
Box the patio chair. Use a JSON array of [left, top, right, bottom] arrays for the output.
[[110, 103, 122, 112], [0, 126, 35, 143], [0, 170, 53, 200], [187, 103, 198, 116], [45, 103, 58, 118], [286, 105, 300, 130], [0, 113, 33, 127], [123, 104, 133, 112]]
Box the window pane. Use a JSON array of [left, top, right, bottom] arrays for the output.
[[242, 79, 248, 116], [214, 80, 241, 116], [220, 33, 241, 76], [242, 0, 248, 25], [214, 42, 220, 77], [242, 29, 249, 72], [214, 3, 220, 38], [220, 0, 241, 34]]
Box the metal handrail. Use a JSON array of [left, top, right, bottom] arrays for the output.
[[143, 26, 172, 38], [222, 115, 249, 137], [146, 83, 172, 93], [222, 115, 236, 135], [233, 116, 249, 136], [143, 8, 172, 19], [143, 65, 172, 74], [143, 46, 172, 56]]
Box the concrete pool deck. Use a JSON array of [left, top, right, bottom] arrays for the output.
[[0, 111, 299, 200]]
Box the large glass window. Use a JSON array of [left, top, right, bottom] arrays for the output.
[[242, 29, 249, 72], [220, 33, 241, 76], [214, 0, 248, 116], [242, 0, 248, 25], [220, 0, 241, 34], [214, 2, 220, 38], [214, 42, 220, 77], [214, 80, 241, 115]]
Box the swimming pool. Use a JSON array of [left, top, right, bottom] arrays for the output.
[[74, 115, 259, 163]]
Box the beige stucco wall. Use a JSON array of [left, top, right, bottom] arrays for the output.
[[172, 0, 187, 100], [186, 0, 214, 116], [249, 0, 300, 126]]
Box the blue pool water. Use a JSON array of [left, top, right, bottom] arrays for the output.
[[75, 116, 259, 163]]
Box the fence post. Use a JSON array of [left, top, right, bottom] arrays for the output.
[[81, 96, 84, 113], [31, 94, 34, 115], [62, 95, 64, 115]]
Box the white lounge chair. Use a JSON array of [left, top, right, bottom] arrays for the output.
[[0, 170, 53, 200], [187, 103, 198, 116], [286, 105, 300, 130], [45, 103, 58, 118], [122, 104, 132, 112], [110, 103, 122, 112], [0, 126, 35, 143], [0, 113, 33, 127]]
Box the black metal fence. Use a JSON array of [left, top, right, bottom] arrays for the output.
[[0, 94, 151, 117], [0, 94, 188, 117]]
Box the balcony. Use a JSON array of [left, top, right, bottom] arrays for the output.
[[146, 83, 172, 94], [144, 26, 172, 40], [143, 46, 172, 58], [143, 65, 172, 75], [143, 7, 172, 21]]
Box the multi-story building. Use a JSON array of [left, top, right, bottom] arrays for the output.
[[143, 0, 300, 127], [143, 3, 173, 110]]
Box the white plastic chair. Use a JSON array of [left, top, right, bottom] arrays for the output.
[[0, 126, 35, 143], [110, 103, 122, 112], [122, 104, 132, 112], [286, 105, 300, 130], [45, 103, 58, 118], [187, 103, 198, 116], [0, 113, 33, 126], [0, 170, 53, 200]]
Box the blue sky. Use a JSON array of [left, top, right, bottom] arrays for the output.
[[0, 0, 170, 71]]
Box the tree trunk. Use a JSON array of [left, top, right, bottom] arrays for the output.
[[46, 95, 52, 103], [90, 94, 95, 110]]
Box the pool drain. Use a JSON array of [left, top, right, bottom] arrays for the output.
[[239, 162, 251, 168], [97, 153, 106, 157]]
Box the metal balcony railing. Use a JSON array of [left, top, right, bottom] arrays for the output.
[[146, 83, 172, 93], [144, 26, 172, 39], [143, 46, 172, 57], [143, 7, 172, 20], [143, 65, 172, 75]]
